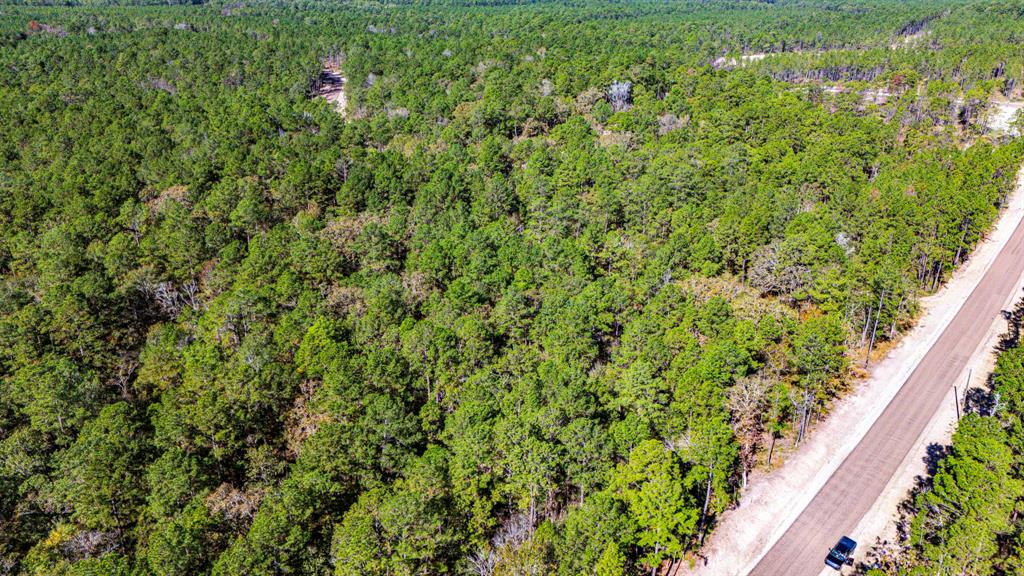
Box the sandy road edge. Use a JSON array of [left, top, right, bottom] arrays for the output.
[[678, 164, 1024, 576]]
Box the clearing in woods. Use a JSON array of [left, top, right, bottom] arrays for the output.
[[313, 60, 347, 117]]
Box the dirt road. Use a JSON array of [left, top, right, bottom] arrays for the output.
[[749, 212, 1024, 575]]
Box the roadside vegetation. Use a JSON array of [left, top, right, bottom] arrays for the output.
[[2, 1, 1024, 575]]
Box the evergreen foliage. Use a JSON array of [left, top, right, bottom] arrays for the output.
[[2, 1, 1024, 574]]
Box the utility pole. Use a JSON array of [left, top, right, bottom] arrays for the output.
[[954, 384, 961, 420], [955, 369, 972, 420]]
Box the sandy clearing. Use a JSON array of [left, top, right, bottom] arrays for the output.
[[316, 64, 348, 118], [322, 83, 348, 117], [712, 53, 769, 69], [814, 90, 1023, 133], [986, 101, 1024, 135], [677, 164, 1024, 576], [890, 30, 931, 50]]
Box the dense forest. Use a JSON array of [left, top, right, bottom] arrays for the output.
[[2, 1, 1024, 574]]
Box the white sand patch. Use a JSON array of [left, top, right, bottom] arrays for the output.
[[891, 30, 931, 50], [984, 101, 1024, 134], [322, 83, 347, 116], [820, 85, 892, 103], [677, 164, 1024, 576], [315, 64, 348, 118], [818, 88, 1022, 131], [712, 53, 771, 69]]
